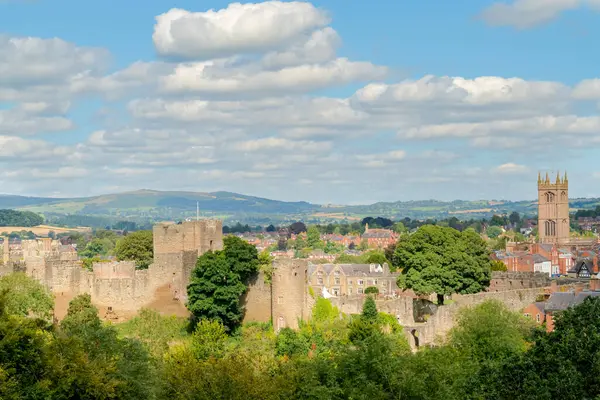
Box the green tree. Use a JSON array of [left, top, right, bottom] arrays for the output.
[[60, 294, 157, 399], [395, 225, 492, 305], [307, 226, 323, 249], [187, 236, 259, 331], [392, 221, 408, 234], [509, 212, 521, 225], [486, 225, 503, 239], [114, 230, 153, 269], [491, 260, 507, 271], [364, 286, 379, 295], [361, 296, 378, 321], [191, 319, 228, 359], [0, 273, 53, 320]]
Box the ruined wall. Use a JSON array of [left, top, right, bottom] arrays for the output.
[[489, 271, 551, 291], [85, 261, 152, 310], [242, 271, 272, 324], [272, 259, 309, 332], [330, 296, 415, 326]]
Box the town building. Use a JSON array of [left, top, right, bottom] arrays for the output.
[[307, 262, 400, 297]]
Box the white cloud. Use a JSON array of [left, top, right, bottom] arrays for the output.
[[153, 2, 330, 59], [492, 163, 529, 174], [479, 0, 581, 28], [161, 58, 387, 95]]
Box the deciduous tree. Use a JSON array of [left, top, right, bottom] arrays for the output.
[[395, 225, 492, 305]]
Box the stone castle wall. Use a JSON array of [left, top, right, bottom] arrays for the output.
[[0, 219, 224, 313], [241, 271, 272, 324], [489, 271, 551, 291]]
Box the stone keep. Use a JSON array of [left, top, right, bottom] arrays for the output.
[[150, 220, 223, 302]]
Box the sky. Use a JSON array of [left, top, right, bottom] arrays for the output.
[[1, 0, 600, 204]]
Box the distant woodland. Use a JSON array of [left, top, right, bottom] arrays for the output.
[[0, 209, 44, 227]]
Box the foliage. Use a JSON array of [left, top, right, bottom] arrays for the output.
[[312, 297, 340, 324], [116, 308, 188, 357], [0, 273, 53, 320], [395, 225, 492, 304], [114, 230, 154, 269], [362, 296, 379, 321], [289, 221, 307, 234], [258, 249, 274, 283], [486, 225, 503, 238], [335, 250, 391, 265], [306, 225, 324, 249], [191, 319, 228, 359], [0, 209, 44, 227], [491, 259, 508, 271], [365, 286, 379, 294], [187, 236, 259, 331], [448, 300, 534, 362]]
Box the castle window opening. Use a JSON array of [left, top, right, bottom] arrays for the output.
[[333, 288, 339, 296], [357, 288, 364, 294], [358, 279, 364, 286], [318, 278, 324, 285], [334, 278, 340, 285], [294, 272, 297, 276]]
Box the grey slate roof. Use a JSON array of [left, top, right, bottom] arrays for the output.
[[545, 291, 600, 312], [532, 254, 550, 263]]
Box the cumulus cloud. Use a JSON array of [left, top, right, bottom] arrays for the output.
[[4, 2, 600, 201], [479, 0, 600, 28], [153, 2, 330, 59], [492, 163, 530, 174]]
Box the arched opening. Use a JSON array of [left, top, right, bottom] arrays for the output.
[[209, 240, 213, 250]]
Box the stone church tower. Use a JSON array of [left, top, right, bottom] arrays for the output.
[[538, 171, 569, 244]]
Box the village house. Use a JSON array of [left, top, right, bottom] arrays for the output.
[[307, 262, 400, 297], [523, 302, 546, 325], [544, 289, 600, 332], [361, 224, 397, 249]]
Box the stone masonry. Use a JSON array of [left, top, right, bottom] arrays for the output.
[[0, 219, 223, 311]]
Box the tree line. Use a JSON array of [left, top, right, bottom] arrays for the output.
[[0, 209, 44, 227]]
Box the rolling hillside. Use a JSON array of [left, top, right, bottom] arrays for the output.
[[2, 190, 600, 226]]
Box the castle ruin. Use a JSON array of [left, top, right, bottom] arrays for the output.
[[0, 220, 223, 312]]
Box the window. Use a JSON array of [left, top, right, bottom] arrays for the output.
[[334, 270, 340, 276], [334, 278, 340, 285], [357, 288, 364, 294], [524, 313, 530, 317], [536, 314, 540, 322], [318, 278, 323, 285], [374, 279, 378, 285], [358, 279, 364, 286], [317, 270, 323, 276], [278, 296, 283, 305], [348, 280, 353, 284], [348, 287, 353, 295], [367, 280, 373, 286], [333, 288, 339, 296]]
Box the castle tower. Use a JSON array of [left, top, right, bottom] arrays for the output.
[[272, 259, 309, 332], [538, 171, 569, 245]]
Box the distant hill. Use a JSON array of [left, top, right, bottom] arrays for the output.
[[2, 190, 600, 226]]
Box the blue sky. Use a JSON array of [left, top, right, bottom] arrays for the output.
[[1, 0, 600, 204]]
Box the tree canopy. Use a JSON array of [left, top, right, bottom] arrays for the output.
[[187, 235, 259, 331], [0, 273, 54, 320], [0, 209, 44, 227], [395, 225, 492, 304], [114, 230, 153, 269]]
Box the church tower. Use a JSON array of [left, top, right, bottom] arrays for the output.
[[537, 171, 569, 245]]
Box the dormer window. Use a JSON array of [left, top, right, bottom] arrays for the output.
[[334, 270, 340, 276]]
